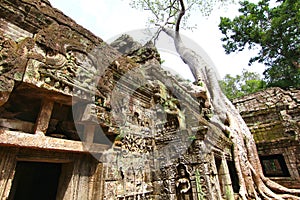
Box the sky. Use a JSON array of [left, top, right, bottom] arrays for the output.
[[48, 0, 266, 81]]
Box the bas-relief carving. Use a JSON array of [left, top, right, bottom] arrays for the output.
[[102, 80, 194, 199], [102, 146, 154, 198], [24, 47, 98, 98], [0, 23, 102, 101], [34, 23, 95, 55], [101, 74, 223, 199], [121, 134, 153, 154], [103, 181, 117, 200], [0, 34, 35, 105], [0, 17, 236, 199], [175, 164, 193, 200], [11, 23, 147, 107]]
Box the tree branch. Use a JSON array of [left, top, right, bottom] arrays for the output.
[[176, 0, 186, 32], [143, 0, 160, 20]]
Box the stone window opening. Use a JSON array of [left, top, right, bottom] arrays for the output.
[[156, 113, 179, 135], [133, 112, 140, 125], [260, 154, 290, 177], [166, 113, 179, 130], [0, 88, 41, 134], [46, 103, 79, 140]]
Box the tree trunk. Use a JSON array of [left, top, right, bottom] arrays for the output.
[[162, 28, 300, 199]]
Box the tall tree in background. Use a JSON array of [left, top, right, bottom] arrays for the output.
[[219, 0, 300, 88], [219, 69, 266, 100], [131, 0, 300, 199]]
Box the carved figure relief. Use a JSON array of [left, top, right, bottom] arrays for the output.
[[38, 51, 77, 84], [0, 35, 34, 105], [175, 164, 193, 200]]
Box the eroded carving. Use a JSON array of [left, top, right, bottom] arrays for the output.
[[175, 164, 193, 200]]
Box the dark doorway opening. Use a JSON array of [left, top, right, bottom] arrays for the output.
[[227, 161, 240, 193], [214, 157, 224, 195], [9, 161, 62, 200]]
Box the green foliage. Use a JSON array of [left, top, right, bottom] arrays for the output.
[[219, 0, 300, 88], [115, 130, 125, 141], [188, 135, 196, 141], [264, 64, 300, 88], [219, 69, 266, 99], [130, 0, 233, 31]]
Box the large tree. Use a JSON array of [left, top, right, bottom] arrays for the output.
[[219, 0, 300, 88], [219, 69, 266, 100], [130, 0, 300, 199]]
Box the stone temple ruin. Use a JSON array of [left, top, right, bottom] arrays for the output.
[[233, 87, 300, 189], [0, 0, 298, 200], [0, 0, 237, 199]]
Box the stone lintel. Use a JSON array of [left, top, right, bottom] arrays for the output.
[[0, 130, 109, 153]]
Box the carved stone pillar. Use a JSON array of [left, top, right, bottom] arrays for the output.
[[56, 162, 75, 200], [34, 99, 54, 135], [219, 156, 234, 200], [0, 147, 17, 199], [80, 103, 98, 143], [83, 124, 96, 143], [56, 155, 98, 200], [199, 160, 214, 200], [209, 153, 222, 200], [91, 163, 105, 200]]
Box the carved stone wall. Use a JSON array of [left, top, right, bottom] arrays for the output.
[[233, 87, 300, 188], [0, 0, 237, 199], [97, 37, 236, 199]]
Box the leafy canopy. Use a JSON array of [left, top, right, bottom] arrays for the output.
[[219, 0, 300, 88], [130, 0, 233, 31], [219, 69, 266, 99]]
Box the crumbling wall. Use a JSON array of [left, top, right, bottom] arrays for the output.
[[233, 87, 300, 188], [0, 0, 238, 199]]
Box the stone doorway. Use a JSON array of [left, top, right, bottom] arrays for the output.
[[8, 161, 62, 200]]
